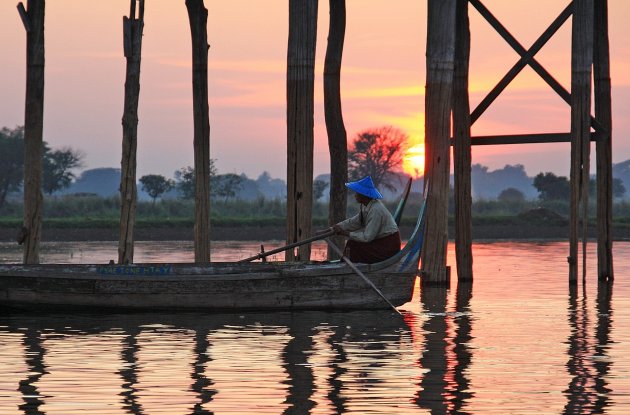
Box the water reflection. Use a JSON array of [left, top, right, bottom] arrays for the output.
[[594, 281, 613, 409], [190, 329, 214, 415], [19, 329, 46, 415], [414, 283, 474, 414], [324, 323, 349, 414], [1, 311, 419, 414], [282, 316, 316, 414], [453, 282, 474, 414], [119, 330, 143, 415], [1, 241, 630, 414], [564, 282, 614, 414]]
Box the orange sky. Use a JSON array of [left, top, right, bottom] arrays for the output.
[[1, 0, 629, 181]]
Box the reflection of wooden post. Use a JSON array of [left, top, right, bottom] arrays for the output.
[[324, 0, 347, 261], [569, 0, 594, 282], [594, 0, 613, 281], [186, 0, 211, 263], [454, 280, 473, 410], [416, 286, 448, 411], [453, 0, 473, 281], [191, 330, 215, 414], [422, 0, 456, 284], [19, 0, 45, 264], [118, 0, 145, 265], [286, 0, 318, 261], [283, 321, 316, 413], [18, 329, 46, 413], [119, 332, 143, 414], [325, 323, 348, 412]]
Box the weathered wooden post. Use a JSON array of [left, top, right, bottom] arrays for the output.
[[118, 0, 145, 265], [594, 0, 613, 281], [569, 0, 594, 282], [452, 0, 473, 281], [421, 0, 456, 284], [286, 0, 318, 261], [186, 0, 211, 263], [18, 0, 45, 264], [324, 0, 347, 260]]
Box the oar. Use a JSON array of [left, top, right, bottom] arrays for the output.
[[324, 238, 403, 315], [392, 177, 412, 226], [238, 229, 335, 262]]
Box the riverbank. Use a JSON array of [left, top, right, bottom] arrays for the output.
[[1, 223, 629, 242]]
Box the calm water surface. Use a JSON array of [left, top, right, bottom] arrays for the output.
[[1, 240, 629, 414]]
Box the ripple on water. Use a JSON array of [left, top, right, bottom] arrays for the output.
[[0, 241, 629, 414]]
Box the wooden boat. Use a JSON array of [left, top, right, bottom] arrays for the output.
[[0, 201, 425, 312]]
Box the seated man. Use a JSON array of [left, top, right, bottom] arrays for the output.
[[332, 176, 401, 264]]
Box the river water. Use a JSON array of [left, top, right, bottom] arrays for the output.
[[1, 240, 629, 414]]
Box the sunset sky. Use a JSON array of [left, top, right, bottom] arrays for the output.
[[1, 0, 629, 181]]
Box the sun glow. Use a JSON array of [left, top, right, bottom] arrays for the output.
[[403, 143, 425, 178]]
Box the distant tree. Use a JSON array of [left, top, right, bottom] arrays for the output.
[[347, 125, 407, 191], [0, 126, 25, 207], [175, 166, 195, 199], [588, 177, 626, 199], [533, 172, 570, 201], [256, 171, 287, 199], [613, 160, 630, 198], [613, 178, 626, 199], [175, 160, 217, 199], [212, 173, 243, 201], [257, 171, 272, 186], [498, 187, 525, 203], [313, 179, 328, 201], [42, 145, 84, 195], [140, 174, 175, 203], [0, 125, 84, 202]]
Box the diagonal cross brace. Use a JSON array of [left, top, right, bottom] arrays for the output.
[[469, 0, 603, 133]]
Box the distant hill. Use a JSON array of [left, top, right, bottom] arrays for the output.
[[62, 167, 156, 200], [471, 164, 537, 200], [57, 159, 630, 202], [62, 167, 121, 197]]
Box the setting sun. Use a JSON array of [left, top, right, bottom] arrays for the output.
[[403, 143, 425, 178]]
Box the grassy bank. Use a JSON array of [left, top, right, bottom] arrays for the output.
[[1, 215, 630, 242], [2, 195, 630, 241]]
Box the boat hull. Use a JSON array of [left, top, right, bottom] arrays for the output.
[[0, 262, 417, 311]]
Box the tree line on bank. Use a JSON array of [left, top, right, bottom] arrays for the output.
[[1, 124, 629, 212], [0, 124, 411, 207]]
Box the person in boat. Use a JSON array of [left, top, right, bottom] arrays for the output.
[[331, 176, 401, 264]]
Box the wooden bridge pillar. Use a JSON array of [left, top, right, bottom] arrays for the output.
[[19, 0, 45, 264], [118, 0, 145, 265], [569, 0, 594, 282], [324, 0, 348, 261], [186, 0, 211, 263], [594, 0, 614, 281], [286, 0, 318, 261], [452, 0, 473, 281], [421, 0, 456, 285], [446, 0, 613, 284]]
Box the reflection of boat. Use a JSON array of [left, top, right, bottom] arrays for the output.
[[0, 203, 425, 312]]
